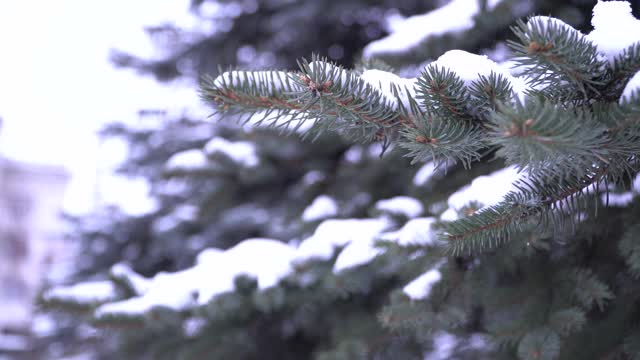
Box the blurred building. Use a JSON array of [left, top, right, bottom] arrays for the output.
[[0, 156, 69, 350]]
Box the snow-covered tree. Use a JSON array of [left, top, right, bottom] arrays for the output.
[[40, 1, 640, 359]]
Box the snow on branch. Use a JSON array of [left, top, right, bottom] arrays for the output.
[[204, 137, 259, 167], [403, 262, 444, 301], [374, 196, 424, 218], [95, 239, 296, 318], [363, 0, 504, 59], [302, 195, 339, 222], [295, 218, 392, 263], [44, 281, 118, 306], [621, 71, 640, 103], [166, 149, 208, 172], [586, 0, 640, 65], [379, 217, 438, 246]]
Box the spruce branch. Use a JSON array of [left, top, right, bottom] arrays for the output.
[[468, 72, 516, 117], [201, 56, 418, 142], [444, 163, 614, 255], [548, 308, 586, 337], [509, 17, 607, 99], [416, 65, 471, 121], [558, 268, 614, 311], [399, 115, 485, 168], [613, 42, 640, 83], [489, 99, 609, 177]]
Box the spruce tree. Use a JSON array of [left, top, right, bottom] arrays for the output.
[[40, 1, 640, 360]]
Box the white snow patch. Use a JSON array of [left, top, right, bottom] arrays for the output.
[[243, 110, 315, 134], [302, 170, 326, 185], [447, 166, 522, 211], [634, 172, 640, 192], [413, 162, 437, 186], [440, 208, 459, 222], [302, 195, 338, 222], [528, 15, 581, 34], [430, 50, 529, 101], [403, 266, 443, 300], [95, 239, 296, 317], [621, 71, 640, 103], [308, 60, 351, 87], [333, 234, 383, 273], [586, 1, 640, 65], [295, 218, 392, 262], [380, 217, 438, 246], [204, 137, 259, 167], [44, 281, 117, 305], [213, 70, 295, 91], [111, 263, 151, 295], [344, 145, 364, 163], [183, 317, 207, 337], [166, 149, 207, 171], [423, 332, 460, 360], [602, 192, 635, 207], [364, 0, 504, 58], [196, 248, 224, 265], [375, 196, 424, 218], [360, 69, 417, 110]]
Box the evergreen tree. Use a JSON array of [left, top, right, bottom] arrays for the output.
[[40, 1, 640, 360]]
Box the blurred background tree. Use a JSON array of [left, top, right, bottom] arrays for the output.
[[28, 1, 640, 360]]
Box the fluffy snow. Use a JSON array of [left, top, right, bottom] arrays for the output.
[[440, 208, 459, 222], [44, 281, 117, 305], [528, 15, 581, 35], [604, 172, 640, 206], [243, 110, 315, 134], [413, 161, 454, 186], [111, 263, 151, 295], [302, 170, 326, 185], [360, 69, 417, 110], [344, 145, 364, 163], [586, 1, 640, 65], [363, 0, 503, 58], [308, 60, 351, 87], [403, 266, 443, 300], [204, 137, 259, 167], [431, 50, 529, 101], [380, 217, 438, 246], [333, 234, 383, 273], [97, 268, 202, 315], [166, 149, 207, 171], [183, 317, 207, 337], [195, 248, 224, 265], [96, 239, 296, 317], [634, 173, 640, 192], [620, 71, 640, 103], [214, 70, 294, 91], [295, 218, 392, 262], [413, 162, 437, 186], [302, 195, 338, 222], [333, 213, 435, 273], [375, 196, 424, 218], [603, 192, 635, 207], [176, 238, 296, 299], [447, 166, 522, 211], [423, 332, 459, 360]]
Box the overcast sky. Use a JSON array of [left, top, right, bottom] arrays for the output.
[[0, 1, 206, 214]]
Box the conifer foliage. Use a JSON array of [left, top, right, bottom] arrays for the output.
[[43, 1, 640, 360]]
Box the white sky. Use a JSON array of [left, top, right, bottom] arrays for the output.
[[0, 1, 206, 214]]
